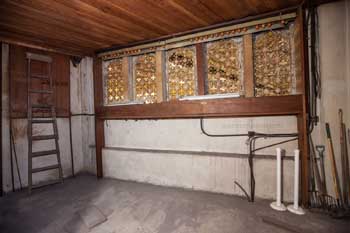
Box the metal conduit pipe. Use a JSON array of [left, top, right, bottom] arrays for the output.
[[200, 118, 298, 202]]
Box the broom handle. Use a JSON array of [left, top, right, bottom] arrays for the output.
[[325, 123, 342, 203]]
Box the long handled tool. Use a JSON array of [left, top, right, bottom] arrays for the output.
[[316, 145, 326, 194], [325, 123, 343, 206], [339, 109, 349, 206], [310, 138, 325, 194]]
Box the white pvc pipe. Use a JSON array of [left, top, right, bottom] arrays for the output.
[[270, 148, 286, 211], [276, 148, 282, 206], [293, 149, 300, 209], [287, 149, 305, 215]]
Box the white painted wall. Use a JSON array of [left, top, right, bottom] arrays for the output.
[[70, 57, 96, 175], [311, 0, 350, 198]]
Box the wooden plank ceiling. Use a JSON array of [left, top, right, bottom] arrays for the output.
[[0, 0, 303, 56]]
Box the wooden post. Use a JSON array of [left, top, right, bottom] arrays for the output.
[[297, 6, 309, 206], [243, 34, 254, 97], [95, 118, 105, 178], [93, 57, 104, 178], [196, 43, 205, 95]]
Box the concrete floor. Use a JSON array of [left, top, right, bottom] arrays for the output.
[[0, 175, 349, 233]]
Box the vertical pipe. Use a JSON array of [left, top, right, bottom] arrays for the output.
[[287, 149, 305, 215], [270, 148, 286, 211], [276, 148, 282, 206], [293, 150, 300, 209]]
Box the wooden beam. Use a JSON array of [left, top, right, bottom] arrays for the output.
[[96, 95, 303, 120], [296, 7, 309, 207], [243, 34, 254, 97], [0, 43, 3, 196], [0, 35, 86, 57]]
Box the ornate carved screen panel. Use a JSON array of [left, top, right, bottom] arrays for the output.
[[253, 29, 294, 97], [104, 58, 128, 105], [166, 47, 197, 100], [206, 38, 243, 94], [133, 53, 158, 104]]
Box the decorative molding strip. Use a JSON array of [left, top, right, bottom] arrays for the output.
[[99, 13, 296, 61], [103, 146, 294, 160]]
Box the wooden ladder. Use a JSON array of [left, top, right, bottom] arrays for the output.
[[26, 53, 63, 194]]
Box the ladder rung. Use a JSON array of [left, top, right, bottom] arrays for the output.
[[31, 150, 58, 158], [32, 179, 62, 189], [31, 104, 53, 108], [31, 119, 54, 124], [29, 89, 53, 94], [30, 74, 49, 80], [32, 164, 59, 173], [32, 135, 57, 141]]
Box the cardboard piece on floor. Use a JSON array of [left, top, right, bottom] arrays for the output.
[[78, 205, 107, 229], [64, 214, 89, 233]]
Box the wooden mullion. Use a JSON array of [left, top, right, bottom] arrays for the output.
[[196, 43, 206, 95], [243, 34, 254, 97], [155, 50, 164, 103], [121, 57, 129, 102]]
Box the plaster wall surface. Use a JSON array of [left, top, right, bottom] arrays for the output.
[[311, 0, 350, 197]]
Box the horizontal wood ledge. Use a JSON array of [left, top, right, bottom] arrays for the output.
[[96, 95, 303, 119]]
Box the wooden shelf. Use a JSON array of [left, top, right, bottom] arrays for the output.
[[96, 95, 303, 120]]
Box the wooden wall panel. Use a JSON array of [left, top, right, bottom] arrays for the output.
[[9, 44, 70, 118]]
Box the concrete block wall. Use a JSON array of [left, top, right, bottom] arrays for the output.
[[103, 117, 297, 201]]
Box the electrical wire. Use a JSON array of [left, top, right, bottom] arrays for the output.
[[200, 118, 298, 202]]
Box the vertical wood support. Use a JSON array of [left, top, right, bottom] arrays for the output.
[[196, 43, 205, 95], [155, 51, 164, 103], [93, 57, 104, 178], [95, 118, 105, 178], [243, 34, 254, 97], [294, 9, 304, 94], [298, 110, 308, 206], [297, 7, 309, 206], [0, 43, 3, 196]]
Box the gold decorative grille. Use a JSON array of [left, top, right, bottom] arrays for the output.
[[134, 53, 157, 104], [166, 47, 197, 100], [105, 59, 127, 104], [253, 30, 292, 96], [206, 39, 242, 94]]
